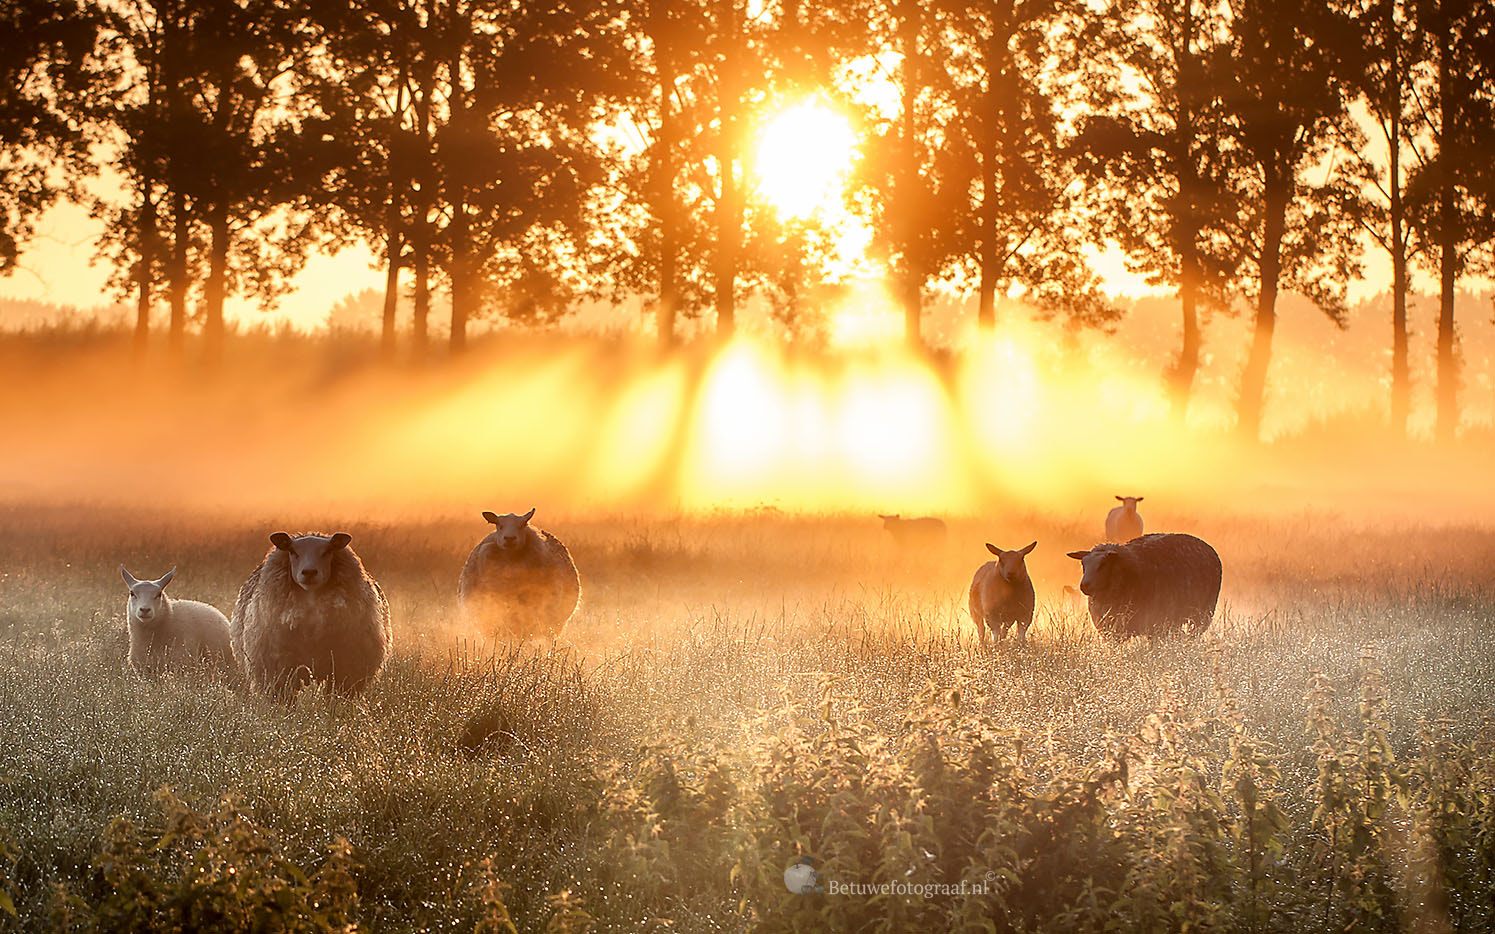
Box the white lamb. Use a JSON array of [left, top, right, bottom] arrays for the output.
[[119, 566, 234, 676], [1105, 496, 1145, 542]]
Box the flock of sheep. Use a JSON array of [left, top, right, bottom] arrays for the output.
[[119, 499, 1220, 694], [886, 495, 1222, 646], [120, 509, 578, 693]]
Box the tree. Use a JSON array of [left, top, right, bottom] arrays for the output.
[[94, 0, 320, 354], [1345, 0, 1428, 436], [1074, 0, 1235, 417], [434, 0, 630, 351], [846, 0, 965, 349], [187, 0, 323, 357], [938, 0, 1116, 336], [0, 1, 100, 277], [1404, 0, 1495, 442], [1217, 0, 1367, 440], [309, 0, 439, 359]]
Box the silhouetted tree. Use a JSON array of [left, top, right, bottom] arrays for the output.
[[938, 0, 1115, 337], [1404, 0, 1495, 441], [94, 0, 319, 355], [435, 0, 629, 351], [308, 0, 437, 359], [1075, 0, 1236, 416], [847, 0, 966, 348], [0, 1, 100, 276], [1217, 0, 1367, 440], [1345, 0, 1428, 436]]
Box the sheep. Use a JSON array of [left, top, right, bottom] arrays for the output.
[[119, 565, 234, 675], [459, 508, 580, 640], [1066, 532, 1221, 640], [1105, 496, 1145, 542], [230, 532, 391, 695], [967, 541, 1037, 645], [877, 514, 948, 549]]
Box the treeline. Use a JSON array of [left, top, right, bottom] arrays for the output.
[[1, 0, 1493, 437]]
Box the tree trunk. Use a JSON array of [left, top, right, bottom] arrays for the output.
[[898, 0, 922, 349], [412, 243, 429, 359], [1388, 133, 1410, 435], [1434, 6, 1458, 443], [447, 29, 470, 354], [1170, 277, 1201, 415], [1236, 180, 1288, 440], [410, 71, 433, 361], [202, 203, 228, 359], [713, 8, 742, 341], [1169, 0, 1201, 418], [1435, 224, 1457, 442], [381, 225, 401, 362], [134, 186, 155, 351], [167, 186, 189, 353], [976, 7, 1013, 333], [1387, 0, 1410, 436], [655, 28, 680, 349]]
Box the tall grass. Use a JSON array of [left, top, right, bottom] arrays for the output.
[[1, 507, 1493, 930]]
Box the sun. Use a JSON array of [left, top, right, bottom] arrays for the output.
[[753, 102, 857, 219]]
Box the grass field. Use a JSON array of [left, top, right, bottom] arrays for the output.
[[1, 502, 1494, 932]]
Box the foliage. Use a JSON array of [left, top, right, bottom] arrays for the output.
[[47, 788, 361, 933], [4, 512, 1495, 930]]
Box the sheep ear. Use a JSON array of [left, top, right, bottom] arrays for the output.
[[520, 508, 536, 524], [482, 511, 500, 525], [878, 514, 893, 520], [1020, 541, 1037, 556], [985, 543, 1000, 555], [1066, 550, 1089, 560], [270, 532, 295, 551], [156, 567, 175, 589], [1135, 496, 1143, 502], [1115, 495, 1124, 502], [120, 565, 138, 586], [330, 532, 352, 550]]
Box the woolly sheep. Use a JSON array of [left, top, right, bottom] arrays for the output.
[[877, 514, 948, 549], [459, 508, 580, 640], [967, 541, 1037, 645], [230, 532, 391, 695], [1066, 532, 1221, 640], [120, 566, 233, 675], [1105, 496, 1145, 542]]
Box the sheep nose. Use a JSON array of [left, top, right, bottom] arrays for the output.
[[137, 608, 152, 618], [300, 569, 320, 583]]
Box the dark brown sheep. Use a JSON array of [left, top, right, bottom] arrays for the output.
[[1066, 532, 1221, 640], [459, 509, 580, 640], [877, 514, 948, 549], [230, 532, 391, 695], [967, 541, 1037, 645]]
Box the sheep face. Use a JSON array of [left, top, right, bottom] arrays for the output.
[[1067, 547, 1121, 596], [270, 532, 352, 591], [121, 565, 174, 624], [985, 541, 1036, 582], [481, 508, 536, 554], [877, 514, 900, 528], [1115, 496, 1143, 511]]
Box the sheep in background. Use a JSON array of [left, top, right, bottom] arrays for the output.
[[231, 532, 391, 695], [877, 514, 948, 549], [1066, 532, 1221, 640], [1105, 496, 1145, 542], [968, 541, 1037, 645], [120, 566, 234, 675], [459, 509, 580, 640]]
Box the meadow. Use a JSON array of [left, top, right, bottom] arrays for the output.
[[0, 502, 1492, 932]]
